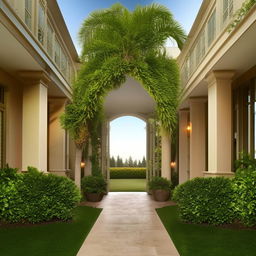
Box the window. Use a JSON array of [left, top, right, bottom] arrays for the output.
[[47, 22, 54, 57], [0, 87, 5, 168], [223, 0, 233, 24], [198, 29, 205, 62], [207, 10, 216, 47], [60, 49, 68, 76], [25, 0, 32, 29], [38, 1, 45, 44], [54, 39, 61, 67]]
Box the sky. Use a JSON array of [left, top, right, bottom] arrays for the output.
[[57, 0, 203, 53], [110, 116, 146, 161], [56, 0, 203, 161]]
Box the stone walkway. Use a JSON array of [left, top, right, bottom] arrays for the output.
[[77, 192, 179, 256]]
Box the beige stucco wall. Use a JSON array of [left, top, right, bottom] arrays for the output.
[[0, 69, 22, 169]]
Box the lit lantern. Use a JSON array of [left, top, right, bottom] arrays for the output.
[[186, 124, 192, 133], [170, 161, 176, 168], [80, 162, 86, 168]]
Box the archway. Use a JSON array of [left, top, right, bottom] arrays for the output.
[[99, 77, 171, 192], [109, 116, 147, 192]]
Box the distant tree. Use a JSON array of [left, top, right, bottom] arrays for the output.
[[142, 156, 146, 167], [134, 160, 138, 167], [110, 156, 116, 167], [128, 156, 133, 167], [116, 155, 124, 167]]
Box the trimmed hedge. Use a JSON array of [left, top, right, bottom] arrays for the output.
[[173, 177, 235, 225], [110, 168, 146, 179], [232, 169, 256, 227], [0, 166, 81, 223]]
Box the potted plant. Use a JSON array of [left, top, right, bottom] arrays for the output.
[[81, 175, 107, 202], [148, 176, 172, 202]]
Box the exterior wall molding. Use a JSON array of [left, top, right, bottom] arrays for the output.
[[205, 70, 236, 87], [18, 70, 50, 87]]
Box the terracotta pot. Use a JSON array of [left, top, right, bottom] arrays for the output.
[[152, 189, 170, 202], [85, 192, 104, 202]]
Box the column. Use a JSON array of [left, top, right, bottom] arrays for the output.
[[161, 131, 171, 180], [21, 71, 49, 172], [206, 71, 235, 177], [48, 98, 68, 176], [178, 109, 189, 184], [189, 98, 207, 179]]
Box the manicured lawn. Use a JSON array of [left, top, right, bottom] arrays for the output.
[[109, 179, 146, 192], [157, 206, 256, 256], [0, 206, 101, 256]]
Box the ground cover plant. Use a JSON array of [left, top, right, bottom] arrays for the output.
[[0, 206, 101, 256], [110, 167, 146, 179], [157, 205, 256, 256], [0, 166, 81, 223], [109, 179, 146, 192]]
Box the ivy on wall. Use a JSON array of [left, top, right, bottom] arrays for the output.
[[228, 0, 256, 32]]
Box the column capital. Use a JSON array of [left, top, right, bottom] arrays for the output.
[[179, 108, 189, 113], [205, 70, 235, 87], [189, 97, 207, 103], [18, 71, 50, 87]]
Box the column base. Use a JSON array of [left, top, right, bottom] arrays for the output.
[[203, 171, 234, 178], [49, 169, 70, 177]]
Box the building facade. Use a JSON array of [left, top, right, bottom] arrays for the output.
[[0, 0, 79, 176], [177, 0, 256, 183]]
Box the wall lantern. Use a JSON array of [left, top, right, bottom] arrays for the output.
[[80, 162, 86, 168], [186, 124, 192, 133], [170, 161, 176, 168]]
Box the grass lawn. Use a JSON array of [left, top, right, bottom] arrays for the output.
[[157, 205, 256, 256], [0, 206, 101, 256], [109, 179, 146, 192]]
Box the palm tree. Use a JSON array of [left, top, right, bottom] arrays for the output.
[[62, 3, 186, 186]]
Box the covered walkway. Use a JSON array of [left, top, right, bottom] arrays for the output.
[[78, 192, 179, 256]]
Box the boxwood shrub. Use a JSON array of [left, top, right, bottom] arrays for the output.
[[232, 169, 256, 227], [173, 177, 235, 225], [110, 167, 146, 179], [0, 166, 81, 223]]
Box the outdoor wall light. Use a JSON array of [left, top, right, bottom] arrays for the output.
[[80, 162, 86, 168], [186, 124, 192, 133], [170, 161, 176, 168]]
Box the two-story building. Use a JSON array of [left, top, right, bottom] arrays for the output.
[[0, 0, 79, 176], [178, 0, 256, 183]]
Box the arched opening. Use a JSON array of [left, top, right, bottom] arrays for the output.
[[109, 116, 147, 192]]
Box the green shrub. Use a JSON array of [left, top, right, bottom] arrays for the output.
[[148, 176, 172, 191], [232, 169, 256, 227], [110, 168, 146, 179], [0, 166, 24, 223], [0, 166, 81, 223], [18, 167, 81, 223], [173, 177, 235, 225], [235, 152, 256, 172], [81, 175, 107, 193]]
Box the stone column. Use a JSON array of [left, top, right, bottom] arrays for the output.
[[178, 109, 189, 184], [189, 98, 207, 179], [161, 131, 171, 180], [21, 71, 49, 172], [205, 71, 235, 177], [48, 98, 68, 176]]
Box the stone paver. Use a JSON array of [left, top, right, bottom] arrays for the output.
[[77, 192, 179, 256]]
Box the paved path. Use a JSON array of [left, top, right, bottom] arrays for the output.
[[77, 192, 179, 256]]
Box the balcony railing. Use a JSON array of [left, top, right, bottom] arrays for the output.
[[179, 0, 246, 88], [4, 0, 75, 85]]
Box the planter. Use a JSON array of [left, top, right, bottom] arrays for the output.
[[85, 192, 104, 202], [152, 189, 170, 202]]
